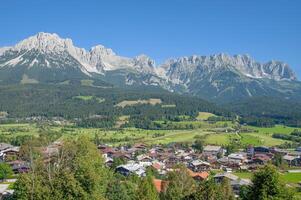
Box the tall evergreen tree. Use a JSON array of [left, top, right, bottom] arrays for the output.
[[137, 175, 159, 200], [163, 165, 196, 200], [245, 165, 295, 200]]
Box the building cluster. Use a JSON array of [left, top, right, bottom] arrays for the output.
[[0, 141, 301, 196], [99, 143, 301, 194]]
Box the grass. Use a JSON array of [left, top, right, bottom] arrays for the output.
[[73, 96, 105, 103], [234, 171, 301, 184], [81, 79, 94, 86], [205, 134, 231, 145], [281, 172, 301, 184], [196, 112, 216, 121], [0, 119, 297, 147], [20, 74, 39, 84], [73, 95, 94, 101], [115, 98, 162, 108], [233, 172, 253, 179], [161, 104, 176, 108]]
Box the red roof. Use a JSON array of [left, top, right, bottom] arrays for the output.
[[187, 169, 209, 180]]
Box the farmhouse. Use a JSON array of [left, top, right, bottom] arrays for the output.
[[203, 145, 223, 157]]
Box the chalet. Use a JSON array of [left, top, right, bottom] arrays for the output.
[[283, 155, 301, 166], [8, 160, 30, 173], [252, 154, 271, 165], [116, 162, 146, 177], [231, 178, 252, 194], [214, 173, 238, 183], [0, 143, 13, 151], [214, 173, 251, 195], [0, 146, 19, 161], [133, 143, 148, 151], [188, 160, 210, 172], [187, 169, 209, 181], [228, 153, 247, 164], [254, 146, 270, 154], [137, 154, 152, 162], [203, 145, 223, 157]]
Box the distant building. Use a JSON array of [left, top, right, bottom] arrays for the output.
[[283, 155, 301, 167], [188, 160, 211, 172], [116, 163, 146, 177], [203, 145, 223, 157], [214, 173, 251, 195], [254, 146, 270, 154]]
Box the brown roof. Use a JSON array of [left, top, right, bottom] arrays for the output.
[[187, 169, 209, 180]]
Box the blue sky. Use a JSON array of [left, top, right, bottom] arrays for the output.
[[1, 0, 300, 77]]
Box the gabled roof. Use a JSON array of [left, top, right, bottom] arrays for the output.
[[214, 173, 238, 181], [187, 169, 209, 180], [204, 145, 222, 152]]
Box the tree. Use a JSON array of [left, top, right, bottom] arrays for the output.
[[220, 178, 235, 200], [137, 175, 159, 200], [185, 179, 234, 200], [0, 163, 13, 182], [244, 165, 295, 200], [163, 165, 196, 200], [193, 139, 204, 153], [12, 136, 111, 200], [106, 179, 137, 200]]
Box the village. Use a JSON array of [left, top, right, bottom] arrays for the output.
[[1, 140, 301, 197]]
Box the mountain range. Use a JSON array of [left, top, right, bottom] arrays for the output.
[[0, 32, 300, 103]]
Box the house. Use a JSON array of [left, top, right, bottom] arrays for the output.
[[214, 173, 238, 183], [0, 143, 13, 152], [246, 145, 254, 157], [231, 178, 252, 194], [0, 146, 19, 161], [252, 154, 271, 165], [254, 146, 270, 154], [203, 145, 223, 157], [137, 154, 152, 162], [116, 163, 146, 177], [187, 169, 209, 181], [283, 155, 301, 166], [188, 160, 211, 172], [228, 153, 247, 164], [8, 160, 30, 173], [214, 173, 251, 195]]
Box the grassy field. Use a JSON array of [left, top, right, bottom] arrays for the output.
[[115, 98, 162, 108], [234, 171, 301, 184], [0, 117, 300, 147], [80, 79, 94, 86], [196, 112, 216, 121], [20, 74, 39, 84], [73, 95, 105, 103]]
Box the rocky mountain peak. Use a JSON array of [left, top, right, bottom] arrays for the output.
[[13, 32, 74, 53]]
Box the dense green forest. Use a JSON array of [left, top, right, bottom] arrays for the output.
[[0, 84, 301, 128], [0, 84, 233, 128], [226, 97, 301, 127]]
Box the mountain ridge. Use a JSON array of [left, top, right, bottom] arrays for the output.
[[0, 32, 299, 103]]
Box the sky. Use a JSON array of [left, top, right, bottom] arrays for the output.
[[0, 0, 300, 77]]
